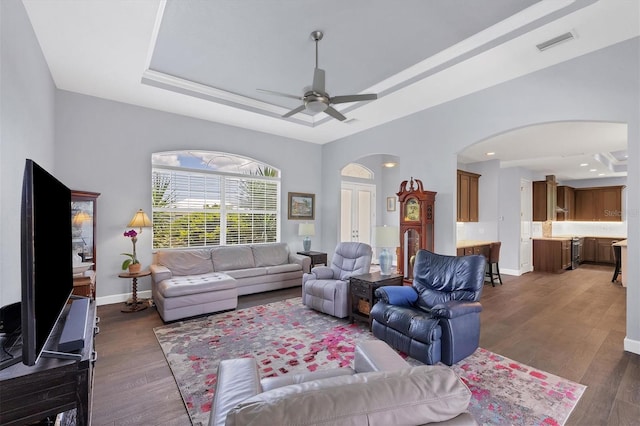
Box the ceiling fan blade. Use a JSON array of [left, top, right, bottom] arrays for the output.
[[331, 93, 378, 104], [282, 104, 307, 118], [257, 88, 302, 101], [324, 106, 347, 121], [312, 68, 325, 93]]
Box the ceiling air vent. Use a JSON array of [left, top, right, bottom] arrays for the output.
[[536, 32, 575, 52]]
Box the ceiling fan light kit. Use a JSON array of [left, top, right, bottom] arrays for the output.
[[257, 30, 377, 121]]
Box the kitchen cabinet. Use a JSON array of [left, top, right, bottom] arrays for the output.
[[583, 237, 596, 262], [457, 170, 480, 222], [582, 237, 619, 264], [556, 186, 575, 221], [532, 176, 557, 222], [574, 186, 624, 221], [456, 242, 490, 259], [533, 238, 571, 273], [596, 238, 619, 264]]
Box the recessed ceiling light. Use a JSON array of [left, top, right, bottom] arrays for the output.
[[589, 168, 597, 172], [383, 162, 397, 168], [580, 163, 588, 167], [485, 152, 495, 156], [598, 173, 605, 176]]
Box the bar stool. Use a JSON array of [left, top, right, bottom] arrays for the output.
[[486, 241, 503, 287], [612, 244, 622, 283]]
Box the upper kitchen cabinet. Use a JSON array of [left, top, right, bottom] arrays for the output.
[[457, 170, 480, 222], [556, 186, 575, 221], [532, 175, 557, 222], [574, 186, 624, 221]]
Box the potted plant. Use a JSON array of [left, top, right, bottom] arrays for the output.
[[121, 229, 141, 273]]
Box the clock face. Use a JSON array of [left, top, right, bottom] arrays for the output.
[[404, 199, 420, 221]]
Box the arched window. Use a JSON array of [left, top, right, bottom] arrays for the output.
[[152, 151, 281, 249], [341, 163, 374, 179]]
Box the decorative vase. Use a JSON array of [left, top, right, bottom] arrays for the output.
[[128, 263, 142, 274]]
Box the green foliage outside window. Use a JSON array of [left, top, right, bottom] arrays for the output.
[[151, 157, 280, 249]]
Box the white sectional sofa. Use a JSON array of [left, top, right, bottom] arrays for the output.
[[150, 243, 310, 321]]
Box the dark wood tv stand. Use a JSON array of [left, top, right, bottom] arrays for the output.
[[0, 299, 97, 425]]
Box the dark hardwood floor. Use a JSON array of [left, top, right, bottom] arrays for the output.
[[92, 264, 639, 425]]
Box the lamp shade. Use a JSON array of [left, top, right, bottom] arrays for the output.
[[72, 211, 92, 227], [128, 209, 153, 231], [374, 226, 398, 248], [298, 223, 315, 236]]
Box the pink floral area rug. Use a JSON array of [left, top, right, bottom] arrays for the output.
[[153, 297, 586, 426]]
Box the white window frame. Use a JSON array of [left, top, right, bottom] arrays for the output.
[[151, 159, 281, 249]]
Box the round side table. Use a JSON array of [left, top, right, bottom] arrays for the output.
[[118, 269, 151, 313]]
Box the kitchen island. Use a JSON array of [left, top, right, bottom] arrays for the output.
[[532, 237, 573, 273]]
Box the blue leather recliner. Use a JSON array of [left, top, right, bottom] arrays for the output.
[[370, 250, 485, 366]]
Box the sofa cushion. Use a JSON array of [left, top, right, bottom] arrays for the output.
[[265, 263, 301, 275], [156, 249, 213, 276], [211, 246, 255, 271], [252, 243, 289, 267], [224, 267, 267, 279], [225, 365, 471, 426], [157, 272, 236, 298]]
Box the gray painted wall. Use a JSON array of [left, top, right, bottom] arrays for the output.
[[54, 91, 321, 302], [0, 0, 57, 307]]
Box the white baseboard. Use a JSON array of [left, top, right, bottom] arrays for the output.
[[624, 337, 640, 355], [500, 268, 523, 276], [96, 290, 152, 307]]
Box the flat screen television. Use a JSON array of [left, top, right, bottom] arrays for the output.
[[21, 159, 74, 366]]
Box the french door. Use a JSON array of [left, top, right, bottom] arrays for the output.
[[340, 182, 375, 245]]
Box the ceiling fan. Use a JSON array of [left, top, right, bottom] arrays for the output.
[[258, 30, 378, 121]]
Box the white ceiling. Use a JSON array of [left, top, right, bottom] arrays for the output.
[[458, 121, 628, 180], [21, 0, 640, 178]]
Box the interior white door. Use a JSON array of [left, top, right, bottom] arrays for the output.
[[520, 178, 533, 273], [340, 182, 375, 245]]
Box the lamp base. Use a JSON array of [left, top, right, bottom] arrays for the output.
[[379, 248, 392, 276], [303, 237, 311, 252]]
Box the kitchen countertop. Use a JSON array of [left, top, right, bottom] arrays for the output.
[[456, 240, 494, 248], [532, 237, 573, 241], [533, 235, 626, 241]]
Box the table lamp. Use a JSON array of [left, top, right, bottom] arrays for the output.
[[375, 225, 398, 276], [128, 209, 153, 233], [298, 223, 315, 252]]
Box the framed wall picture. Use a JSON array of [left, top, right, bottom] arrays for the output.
[[288, 192, 315, 220], [386, 197, 396, 212]]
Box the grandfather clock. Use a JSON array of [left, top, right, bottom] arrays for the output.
[[397, 177, 436, 284]]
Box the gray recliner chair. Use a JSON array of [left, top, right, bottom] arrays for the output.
[[302, 242, 372, 318]]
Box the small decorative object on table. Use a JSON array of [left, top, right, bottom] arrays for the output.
[[121, 229, 141, 273], [298, 223, 315, 252], [121, 208, 153, 272], [374, 225, 399, 276]]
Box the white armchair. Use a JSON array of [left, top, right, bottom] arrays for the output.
[[302, 242, 372, 318]]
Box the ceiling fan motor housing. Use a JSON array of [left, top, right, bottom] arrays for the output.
[[304, 92, 329, 112]]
